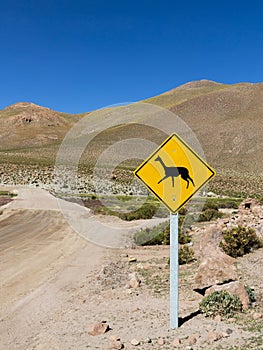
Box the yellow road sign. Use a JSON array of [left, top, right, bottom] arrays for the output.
[[134, 133, 216, 213]]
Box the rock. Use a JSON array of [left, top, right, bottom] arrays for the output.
[[214, 315, 222, 322], [145, 337, 152, 343], [222, 332, 230, 338], [187, 334, 198, 345], [128, 273, 141, 289], [129, 257, 137, 263], [110, 335, 121, 341], [195, 226, 237, 288], [238, 198, 261, 214], [157, 337, 165, 345], [228, 318, 236, 323], [131, 338, 140, 346], [111, 340, 123, 349], [87, 322, 109, 336], [252, 312, 262, 320], [226, 328, 233, 334], [205, 281, 250, 309], [208, 331, 223, 342], [172, 337, 181, 347]]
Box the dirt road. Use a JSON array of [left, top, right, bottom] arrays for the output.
[[0, 187, 167, 349]]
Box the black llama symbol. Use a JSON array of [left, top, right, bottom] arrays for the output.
[[155, 155, 195, 189]]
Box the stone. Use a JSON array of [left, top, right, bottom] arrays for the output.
[[208, 331, 223, 342], [145, 337, 152, 343], [128, 273, 141, 289], [226, 328, 233, 334], [131, 338, 140, 346], [252, 312, 262, 320], [87, 322, 109, 336], [195, 226, 237, 288], [228, 318, 236, 323], [187, 334, 197, 345], [238, 198, 261, 214], [214, 315, 222, 322], [222, 332, 230, 338], [172, 337, 181, 347], [111, 340, 123, 349], [205, 281, 250, 309], [157, 337, 165, 345], [129, 257, 137, 263], [110, 335, 121, 341]]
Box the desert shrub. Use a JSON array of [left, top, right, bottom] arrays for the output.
[[167, 245, 195, 265], [199, 291, 242, 318], [203, 202, 219, 211], [134, 219, 191, 246], [178, 206, 187, 215], [178, 245, 195, 265], [120, 202, 157, 221], [220, 226, 263, 258], [198, 208, 223, 222], [0, 191, 17, 197], [245, 285, 256, 303], [93, 202, 157, 221], [205, 198, 241, 209], [218, 200, 239, 209]]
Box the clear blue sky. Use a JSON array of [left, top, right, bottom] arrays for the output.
[[1, 0, 262, 113]]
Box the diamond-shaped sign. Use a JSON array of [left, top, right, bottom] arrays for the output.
[[134, 133, 216, 213]]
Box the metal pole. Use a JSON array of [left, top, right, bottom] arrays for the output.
[[170, 212, 179, 329]]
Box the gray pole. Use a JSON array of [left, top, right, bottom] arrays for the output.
[[170, 212, 179, 329]]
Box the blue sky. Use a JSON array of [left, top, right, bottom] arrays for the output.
[[0, 0, 262, 113]]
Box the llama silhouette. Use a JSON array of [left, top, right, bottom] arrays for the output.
[[155, 155, 195, 189]]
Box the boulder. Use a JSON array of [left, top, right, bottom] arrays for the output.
[[238, 198, 261, 214], [87, 322, 109, 336], [195, 247, 237, 288]]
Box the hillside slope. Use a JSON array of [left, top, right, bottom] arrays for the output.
[[147, 80, 263, 176], [0, 102, 82, 150], [0, 81, 262, 191]]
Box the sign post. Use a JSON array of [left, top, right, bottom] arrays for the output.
[[134, 132, 216, 329], [170, 212, 179, 329]]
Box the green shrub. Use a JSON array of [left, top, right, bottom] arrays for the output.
[[178, 206, 187, 215], [120, 202, 157, 220], [178, 245, 195, 265], [0, 191, 17, 197], [199, 291, 242, 318], [203, 202, 219, 211], [93, 202, 158, 221], [245, 285, 256, 303], [220, 226, 263, 258], [167, 245, 195, 265], [134, 219, 191, 246], [219, 200, 239, 209], [198, 208, 223, 222]]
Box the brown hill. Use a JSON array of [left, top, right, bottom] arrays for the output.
[[147, 80, 263, 176], [0, 102, 82, 150], [0, 81, 262, 196]]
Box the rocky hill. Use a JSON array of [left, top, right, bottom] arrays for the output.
[[0, 102, 82, 150]]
